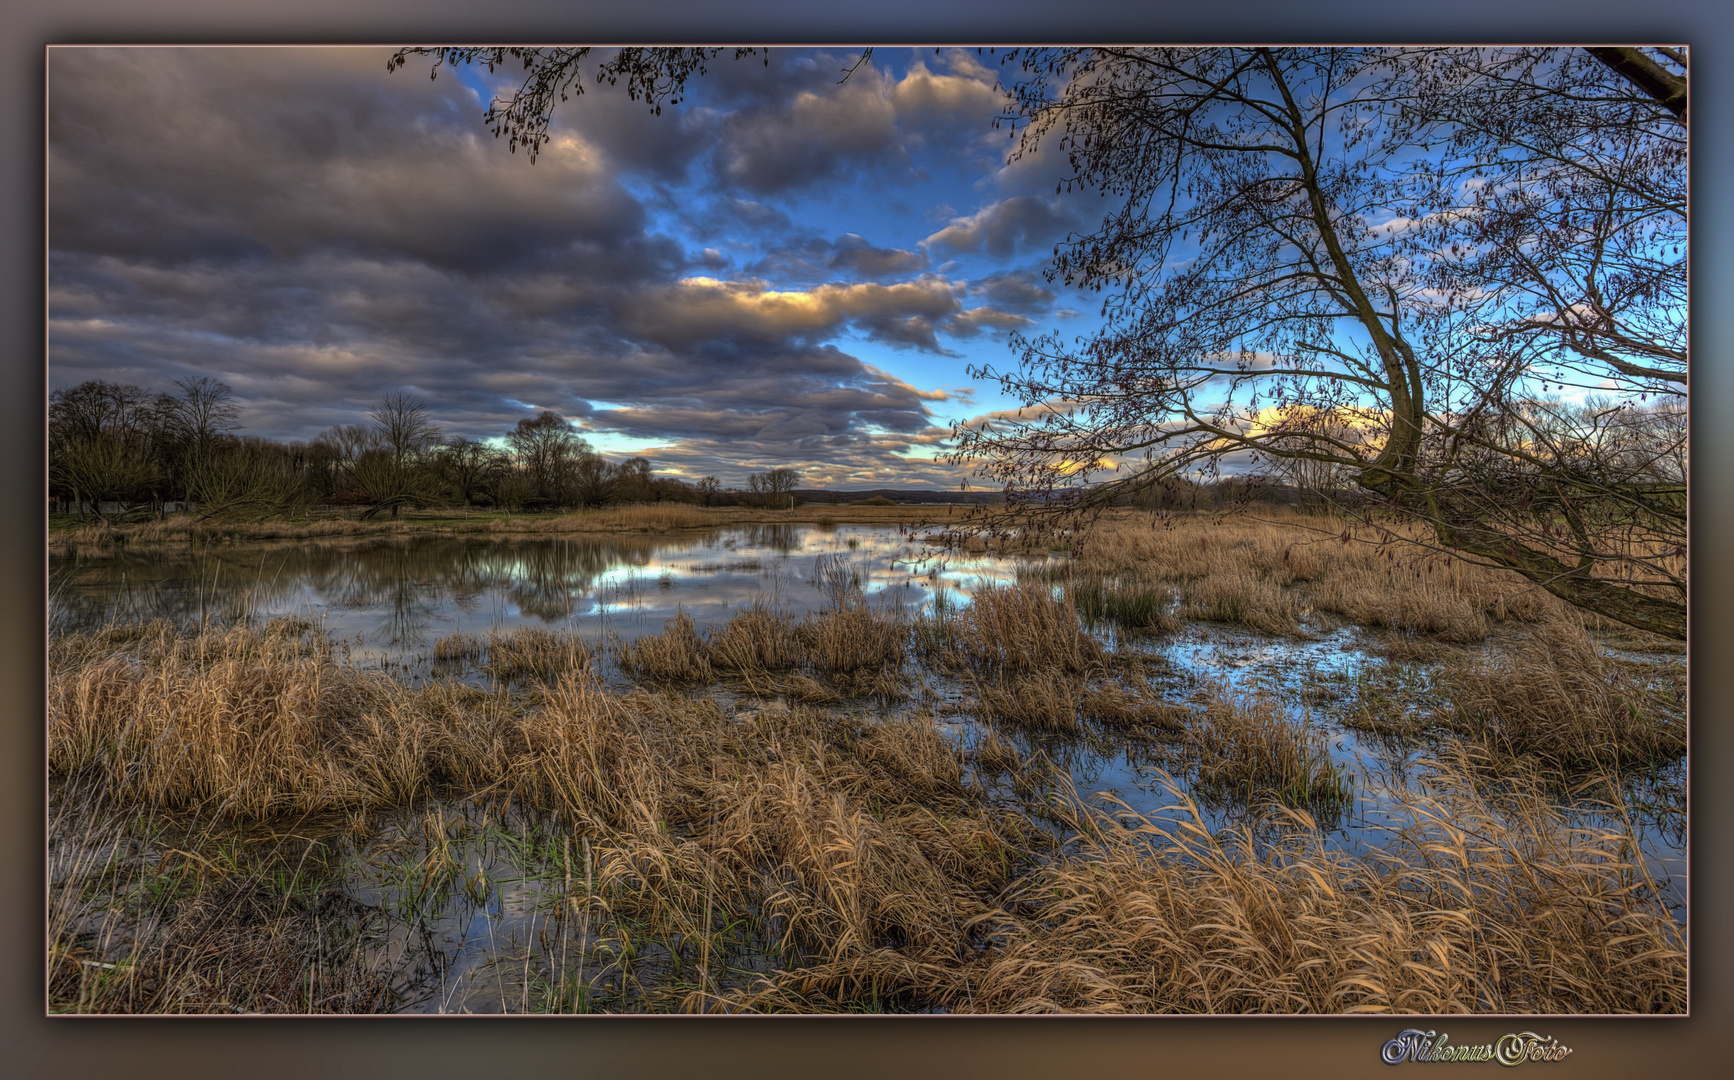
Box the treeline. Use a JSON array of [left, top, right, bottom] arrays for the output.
[[48, 379, 801, 521]]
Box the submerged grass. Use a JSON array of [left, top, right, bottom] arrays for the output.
[[1169, 683, 1354, 819], [49, 788, 396, 1013]]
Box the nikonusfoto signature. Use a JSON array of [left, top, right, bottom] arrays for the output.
[[1381, 1029, 1573, 1066]]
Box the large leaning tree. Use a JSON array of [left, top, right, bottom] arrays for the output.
[[949, 47, 1685, 639]]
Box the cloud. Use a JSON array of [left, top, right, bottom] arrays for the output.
[[48, 47, 1045, 488], [968, 269, 1055, 312], [51, 48, 663, 276], [922, 196, 1080, 258], [711, 74, 905, 195], [888, 50, 1008, 136], [942, 307, 1033, 337], [623, 276, 1010, 354], [748, 234, 927, 283], [697, 49, 1013, 198]]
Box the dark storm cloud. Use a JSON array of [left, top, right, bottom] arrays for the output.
[[922, 196, 1081, 259], [46, 47, 1018, 484], [50, 48, 657, 275]]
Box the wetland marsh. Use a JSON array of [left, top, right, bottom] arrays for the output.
[[47, 509, 1687, 1014]]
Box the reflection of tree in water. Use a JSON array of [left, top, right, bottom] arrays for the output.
[[498, 538, 642, 621], [50, 533, 718, 640], [742, 523, 800, 553], [49, 549, 310, 634], [301, 540, 468, 645]]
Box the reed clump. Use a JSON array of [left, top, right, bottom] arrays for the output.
[[962, 749, 1684, 1014], [483, 626, 592, 683], [1179, 567, 1302, 634], [706, 604, 802, 674], [1439, 616, 1685, 771], [1068, 576, 1181, 637], [799, 607, 905, 674], [50, 620, 391, 815], [1161, 683, 1355, 817], [914, 583, 1184, 738], [431, 630, 484, 663], [1307, 558, 1490, 643], [918, 582, 1102, 678], [617, 611, 712, 683], [620, 604, 906, 696]]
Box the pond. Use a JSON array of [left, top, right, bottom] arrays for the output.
[[48, 523, 1687, 1011], [49, 523, 1033, 654]]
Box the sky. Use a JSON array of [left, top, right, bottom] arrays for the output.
[[48, 46, 1112, 489]]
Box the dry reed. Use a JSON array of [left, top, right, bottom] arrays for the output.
[[1165, 684, 1355, 816], [483, 625, 592, 683], [49, 618, 1685, 1014], [1060, 509, 1574, 643], [960, 748, 1684, 1014], [1440, 616, 1685, 771]]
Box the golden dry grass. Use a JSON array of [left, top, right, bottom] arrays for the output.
[[1164, 683, 1354, 815], [482, 625, 592, 683], [617, 611, 712, 683], [918, 582, 1103, 678], [966, 750, 1684, 1014], [1060, 508, 1574, 642], [618, 603, 907, 696], [1439, 616, 1685, 770], [49, 618, 1684, 1014]]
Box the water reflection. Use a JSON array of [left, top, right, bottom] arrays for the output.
[[49, 525, 1042, 661]]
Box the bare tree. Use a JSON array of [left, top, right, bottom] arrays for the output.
[[952, 47, 1686, 637], [183, 436, 308, 520], [437, 436, 504, 508], [356, 391, 444, 518], [507, 410, 587, 508], [159, 376, 241, 451], [747, 467, 802, 508], [611, 457, 654, 503], [49, 380, 163, 519], [369, 391, 442, 471]]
